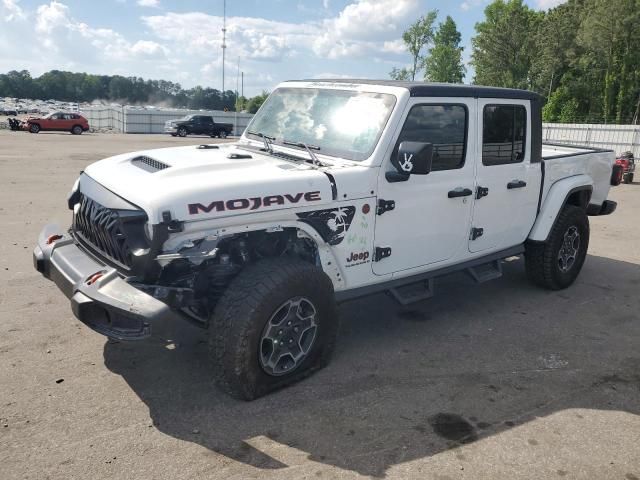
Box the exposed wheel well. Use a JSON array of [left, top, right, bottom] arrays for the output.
[[156, 227, 320, 326], [565, 187, 592, 210]]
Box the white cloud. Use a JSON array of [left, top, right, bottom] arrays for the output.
[[137, 0, 160, 7], [2, 0, 25, 21], [535, 0, 567, 9], [459, 0, 491, 11], [1, 0, 420, 95]]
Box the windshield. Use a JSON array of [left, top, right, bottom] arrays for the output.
[[246, 87, 396, 161]]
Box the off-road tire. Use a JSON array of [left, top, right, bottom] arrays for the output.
[[29, 123, 40, 134], [525, 205, 589, 290], [209, 258, 338, 400], [177, 127, 187, 137], [71, 125, 83, 135]]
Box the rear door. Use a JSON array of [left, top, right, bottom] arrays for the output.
[[61, 114, 75, 130], [202, 116, 214, 134], [373, 99, 476, 275], [469, 100, 541, 253]]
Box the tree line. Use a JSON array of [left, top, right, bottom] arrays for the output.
[[390, 0, 640, 124], [0, 69, 269, 113]]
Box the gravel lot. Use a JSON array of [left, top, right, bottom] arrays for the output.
[[1, 130, 639, 480]]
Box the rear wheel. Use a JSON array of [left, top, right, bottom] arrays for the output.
[[209, 258, 338, 400], [525, 205, 589, 290], [623, 173, 633, 184], [71, 125, 83, 135], [177, 127, 187, 137], [29, 123, 40, 134]]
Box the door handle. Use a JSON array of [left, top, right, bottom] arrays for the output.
[[507, 180, 527, 189], [448, 187, 473, 198]]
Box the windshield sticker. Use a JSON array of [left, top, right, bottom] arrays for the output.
[[188, 191, 321, 215], [297, 206, 356, 245]]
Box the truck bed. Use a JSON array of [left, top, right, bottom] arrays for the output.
[[542, 143, 613, 160], [541, 143, 615, 208]]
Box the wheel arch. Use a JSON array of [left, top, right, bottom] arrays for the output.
[[162, 220, 343, 287], [528, 175, 593, 242]]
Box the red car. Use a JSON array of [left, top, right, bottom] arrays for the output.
[[26, 112, 90, 135]]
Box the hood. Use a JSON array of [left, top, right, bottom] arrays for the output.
[[82, 143, 336, 223]]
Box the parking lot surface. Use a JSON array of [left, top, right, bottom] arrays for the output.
[[1, 130, 639, 479]]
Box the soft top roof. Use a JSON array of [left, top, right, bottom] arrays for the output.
[[291, 79, 541, 101]]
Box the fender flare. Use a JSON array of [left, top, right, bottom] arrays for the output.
[[528, 175, 593, 242]]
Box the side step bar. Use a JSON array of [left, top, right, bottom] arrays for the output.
[[335, 245, 524, 304], [389, 279, 434, 306], [466, 260, 503, 283]]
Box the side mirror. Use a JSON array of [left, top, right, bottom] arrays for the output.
[[389, 142, 434, 182]]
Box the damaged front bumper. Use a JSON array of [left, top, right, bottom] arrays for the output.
[[33, 224, 174, 340]]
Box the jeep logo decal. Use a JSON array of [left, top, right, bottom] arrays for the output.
[[346, 251, 369, 263], [188, 191, 321, 215]]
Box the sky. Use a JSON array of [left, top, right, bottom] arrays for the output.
[[0, 0, 567, 97]]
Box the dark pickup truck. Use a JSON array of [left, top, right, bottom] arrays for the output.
[[164, 114, 233, 138]]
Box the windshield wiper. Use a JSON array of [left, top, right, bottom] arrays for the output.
[[246, 130, 275, 153], [282, 140, 325, 167]]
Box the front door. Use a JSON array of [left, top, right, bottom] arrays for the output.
[[373, 99, 476, 276], [469, 100, 541, 253]]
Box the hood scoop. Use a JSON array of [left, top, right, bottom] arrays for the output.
[[131, 155, 170, 173]]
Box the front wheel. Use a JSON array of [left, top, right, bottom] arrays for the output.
[[219, 131, 227, 139], [71, 125, 83, 135], [525, 205, 589, 290], [209, 258, 338, 400], [29, 123, 40, 134], [177, 127, 187, 137]]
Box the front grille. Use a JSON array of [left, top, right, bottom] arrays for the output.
[[131, 155, 169, 172], [73, 194, 147, 269]]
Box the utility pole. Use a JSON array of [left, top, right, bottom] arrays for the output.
[[241, 71, 244, 110], [221, 0, 227, 96], [235, 57, 240, 136]]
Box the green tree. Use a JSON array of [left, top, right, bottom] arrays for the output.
[[471, 0, 542, 89], [389, 10, 438, 81], [423, 16, 465, 83], [245, 91, 270, 114], [389, 67, 412, 81]]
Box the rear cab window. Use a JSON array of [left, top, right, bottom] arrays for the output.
[[482, 105, 527, 166]]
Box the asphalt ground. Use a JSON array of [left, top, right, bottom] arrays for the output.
[[1, 129, 639, 479]]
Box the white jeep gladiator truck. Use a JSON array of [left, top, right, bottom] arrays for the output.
[[34, 80, 618, 400]]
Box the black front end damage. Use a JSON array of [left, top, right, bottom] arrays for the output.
[[36, 173, 320, 338], [144, 229, 317, 326]]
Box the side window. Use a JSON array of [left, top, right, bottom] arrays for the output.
[[482, 105, 527, 166], [393, 104, 467, 171]]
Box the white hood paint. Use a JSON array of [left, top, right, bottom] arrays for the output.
[[82, 143, 375, 224]]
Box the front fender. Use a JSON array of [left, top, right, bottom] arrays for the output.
[[528, 175, 593, 242]]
